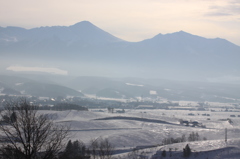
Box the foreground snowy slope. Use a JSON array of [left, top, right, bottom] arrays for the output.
[[149, 139, 240, 159], [40, 109, 240, 158]]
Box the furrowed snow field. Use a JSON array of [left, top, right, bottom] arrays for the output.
[[41, 109, 240, 158]]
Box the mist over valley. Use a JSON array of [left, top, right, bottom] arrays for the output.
[[0, 21, 240, 104]]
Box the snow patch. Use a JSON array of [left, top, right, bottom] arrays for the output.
[[150, 90, 157, 95], [15, 83, 23, 86], [126, 83, 144, 87]]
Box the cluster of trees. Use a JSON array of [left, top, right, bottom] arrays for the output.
[[53, 103, 88, 111], [60, 138, 114, 159], [128, 101, 179, 109], [38, 103, 88, 111], [188, 132, 200, 142], [152, 144, 191, 158], [107, 108, 114, 113], [59, 140, 90, 159], [162, 135, 186, 145], [162, 132, 207, 145]]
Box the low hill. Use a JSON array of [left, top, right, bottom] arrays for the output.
[[0, 75, 83, 97]]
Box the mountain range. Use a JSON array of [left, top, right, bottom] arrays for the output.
[[0, 21, 240, 82]]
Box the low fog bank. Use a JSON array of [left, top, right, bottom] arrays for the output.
[[0, 70, 239, 103]]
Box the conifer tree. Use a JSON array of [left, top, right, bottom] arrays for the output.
[[183, 144, 191, 157]]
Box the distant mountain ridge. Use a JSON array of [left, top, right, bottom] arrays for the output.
[[0, 21, 123, 43], [0, 21, 240, 82]]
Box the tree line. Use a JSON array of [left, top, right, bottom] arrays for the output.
[[60, 138, 114, 159], [162, 132, 207, 145]]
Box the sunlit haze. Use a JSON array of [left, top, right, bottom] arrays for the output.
[[1, 1, 240, 157]]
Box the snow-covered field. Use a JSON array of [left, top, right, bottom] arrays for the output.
[[42, 108, 240, 158]]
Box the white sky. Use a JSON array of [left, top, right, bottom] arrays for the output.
[[0, 0, 240, 45]]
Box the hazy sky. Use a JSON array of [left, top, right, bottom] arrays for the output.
[[0, 0, 240, 45]]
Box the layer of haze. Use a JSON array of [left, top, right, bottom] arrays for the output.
[[0, 0, 240, 46]]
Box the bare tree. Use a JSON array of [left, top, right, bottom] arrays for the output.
[[127, 149, 139, 159], [98, 138, 114, 159], [0, 99, 69, 159], [89, 138, 99, 159], [89, 137, 115, 159]]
